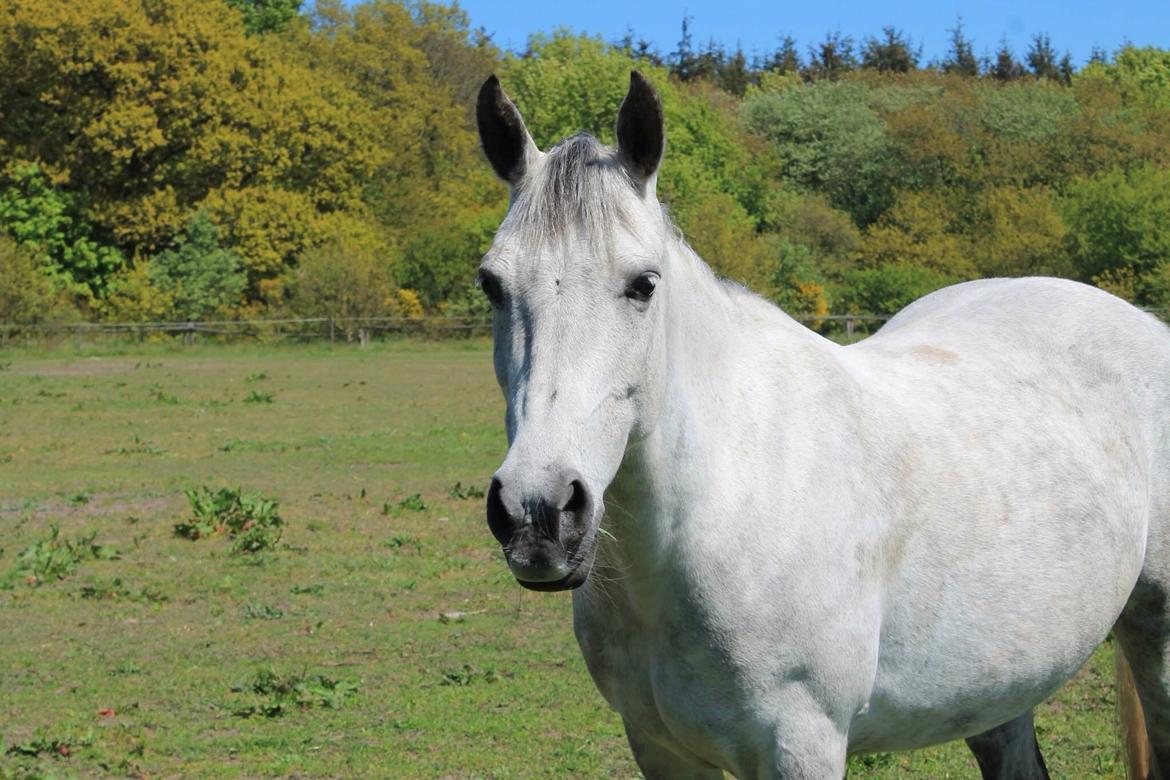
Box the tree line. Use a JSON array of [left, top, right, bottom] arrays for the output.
[[1, 0, 1169, 332]]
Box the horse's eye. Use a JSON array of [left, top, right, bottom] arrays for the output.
[[477, 270, 503, 307], [626, 272, 659, 303]]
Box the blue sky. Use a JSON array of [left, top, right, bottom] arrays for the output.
[[455, 0, 1170, 67]]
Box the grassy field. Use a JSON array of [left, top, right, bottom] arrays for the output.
[[0, 341, 1126, 778]]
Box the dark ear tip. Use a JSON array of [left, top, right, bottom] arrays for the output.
[[479, 74, 501, 100], [626, 71, 660, 108]]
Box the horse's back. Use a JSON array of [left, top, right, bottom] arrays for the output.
[[854, 276, 1170, 445], [875, 277, 1167, 353]]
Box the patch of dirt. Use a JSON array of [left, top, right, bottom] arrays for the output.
[[13, 358, 144, 377], [0, 492, 176, 522]]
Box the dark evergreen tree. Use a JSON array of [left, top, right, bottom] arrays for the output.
[[1026, 33, 1061, 80], [671, 16, 698, 81], [718, 46, 751, 95], [990, 39, 1025, 81], [861, 26, 919, 73], [765, 35, 801, 74], [693, 38, 724, 82], [806, 31, 856, 80], [615, 26, 635, 57], [942, 18, 979, 77], [635, 38, 662, 66]]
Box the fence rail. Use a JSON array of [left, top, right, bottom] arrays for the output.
[[0, 313, 895, 346]]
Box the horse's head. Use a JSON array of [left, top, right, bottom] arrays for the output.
[[475, 72, 670, 591]]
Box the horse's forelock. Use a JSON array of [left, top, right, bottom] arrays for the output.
[[506, 134, 648, 251]]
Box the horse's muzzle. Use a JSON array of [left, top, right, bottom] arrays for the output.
[[486, 469, 596, 590]]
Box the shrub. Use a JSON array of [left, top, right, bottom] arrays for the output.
[[838, 264, 958, 315], [6, 525, 118, 586], [175, 487, 284, 554], [96, 261, 175, 323], [231, 667, 357, 717], [288, 237, 394, 340], [0, 234, 79, 324], [767, 238, 830, 317]]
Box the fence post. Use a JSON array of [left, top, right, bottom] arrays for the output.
[[359, 328, 369, 349], [329, 317, 335, 347], [846, 316, 855, 339]]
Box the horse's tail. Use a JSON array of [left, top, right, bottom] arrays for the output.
[[1118, 644, 1152, 780]]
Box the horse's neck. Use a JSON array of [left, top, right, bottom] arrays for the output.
[[597, 242, 834, 601]]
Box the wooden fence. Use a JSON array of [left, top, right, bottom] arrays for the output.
[[0, 313, 894, 347]]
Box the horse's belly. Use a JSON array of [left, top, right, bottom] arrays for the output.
[[849, 512, 1142, 752]]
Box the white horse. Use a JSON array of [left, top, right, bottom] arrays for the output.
[[475, 71, 1170, 779]]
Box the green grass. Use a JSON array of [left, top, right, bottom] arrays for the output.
[[0, 341, 1126, 777]]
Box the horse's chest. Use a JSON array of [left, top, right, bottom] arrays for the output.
[[572, 596, 744, 766]]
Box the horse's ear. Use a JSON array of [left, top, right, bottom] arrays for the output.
[[616, 71, 665, 186], [477, 75, 539, 185]]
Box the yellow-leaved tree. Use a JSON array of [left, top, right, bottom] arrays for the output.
[[0, 0, 386, 307]]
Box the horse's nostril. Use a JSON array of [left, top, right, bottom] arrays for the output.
[[486, 477, 512, 544], [562, 479, 588, 514]]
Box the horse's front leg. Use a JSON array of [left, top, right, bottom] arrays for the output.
[[623, 719, 724, 780]]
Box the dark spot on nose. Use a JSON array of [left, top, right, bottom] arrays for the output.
[[549, 390, 557, 403]]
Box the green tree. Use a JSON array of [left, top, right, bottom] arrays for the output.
[[1063, 165, 1170, 304], [717, 47, 751, 96], [0, 163, 123, 295], [149, 213, 247, 320], [305, 0, 499, 235], [859, 189, 974, 277], [741, 81, 897, 226], [969, 185, 1070, 277], [226, 0, 302, 34], [1080, 45, 1170, 109], [395, 208, 501, 311], [670, 16, 698, 81]]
